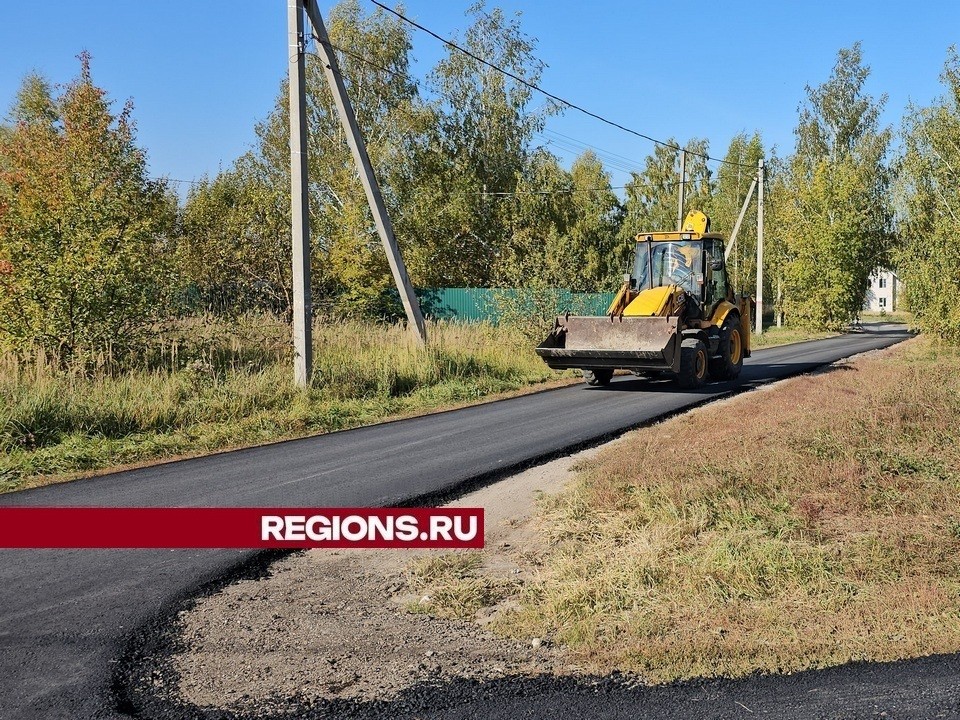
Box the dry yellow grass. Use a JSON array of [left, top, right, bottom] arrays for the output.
[[495, 336, 960, 681], [1, 314, 836, 493], [0, 317, 563, 492]]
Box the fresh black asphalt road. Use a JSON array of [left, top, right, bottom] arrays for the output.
[[1, 324, 941, 720]]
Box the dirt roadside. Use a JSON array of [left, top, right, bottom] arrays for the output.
[[168, 447, 605, 713]]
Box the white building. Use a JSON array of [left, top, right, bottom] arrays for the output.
[[863, 269, 900, 312]]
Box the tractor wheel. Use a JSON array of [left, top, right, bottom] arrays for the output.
[[709, 314, 744, 381], [582, 368, 613, 386], [676, 339, 708, 389]]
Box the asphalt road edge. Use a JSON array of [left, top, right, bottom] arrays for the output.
[[112, 333, 916, 719]]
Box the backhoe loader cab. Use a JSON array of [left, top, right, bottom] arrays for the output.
[[536, 211, 753, 389]]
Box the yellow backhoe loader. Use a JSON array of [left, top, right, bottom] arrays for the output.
[[536, 211, 753, 389]]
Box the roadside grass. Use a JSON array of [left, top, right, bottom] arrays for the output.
[[861, 309, 912, 323], [405, 553, 516, 619], [751, 326, 838, 348], [0, 317, 559, 492], [416, 336, 960, 682], [0, 314, 849, 494]]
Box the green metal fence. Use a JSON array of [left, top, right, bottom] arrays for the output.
[[418, 288, 616, 322]]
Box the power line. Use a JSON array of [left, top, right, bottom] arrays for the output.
[[482, 177, 693, 197], [310, 31, 717, 198], [541, 128, 648, 173], [316, 36, 728, 184], [482, 186, 627, 197], [366, 0, 754, 169], [312, 39, 640, 185], [311, 34, 407, 85], [535, 131, 645, 177]]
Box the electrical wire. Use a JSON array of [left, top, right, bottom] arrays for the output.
[[308, 31, 717, 196], [535, 131, 644, 177], [482, 186, 627, 196], [541, 128, 649, 173], [365, 0, 754, 169]]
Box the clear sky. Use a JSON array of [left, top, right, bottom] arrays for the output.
[[1, 1, 957, 196]]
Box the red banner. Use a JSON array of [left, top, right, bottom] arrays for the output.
[[0, 507, 484, 549]]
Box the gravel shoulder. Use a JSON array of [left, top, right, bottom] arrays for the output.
[[168, 448, 605, 714]]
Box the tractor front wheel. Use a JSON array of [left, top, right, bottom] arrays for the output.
[[676, 339, 708, 389], [582, 368, 613, 386], [709, 315, 744, 381]]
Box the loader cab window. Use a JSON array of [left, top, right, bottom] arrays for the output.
[[705, 240, 728, 307], [632, 241, 702, 295]]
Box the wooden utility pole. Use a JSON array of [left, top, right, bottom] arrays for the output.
[[755, 158, 765, 335], [303, 0, 427, 345], [288, 0, 312, 386], [677, 149, 686, 230]]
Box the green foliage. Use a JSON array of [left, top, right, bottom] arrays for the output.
[[494, 149, 623, 294], [0, 55, 174, 359], [896, 47, 960, 343], [707, 133, 764, 294], [177, 168, 290, 315], [177, 0, 428, 319], [405, 1, 552, 288], [563, 152, 625, 289], [620, 138, 712, 245], [767, 44, 893, 330], [178, 0, 623, 325]]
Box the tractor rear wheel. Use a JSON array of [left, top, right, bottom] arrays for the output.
[[709, 314, 744, 381], [582, 368, 613, 386], [677, 339, 708, 389]]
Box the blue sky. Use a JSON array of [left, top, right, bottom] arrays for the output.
[[1, 1, 957, 196]]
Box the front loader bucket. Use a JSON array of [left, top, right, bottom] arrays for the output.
[[536, 315, 682, 373]]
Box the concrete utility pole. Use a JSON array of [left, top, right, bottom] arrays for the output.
[[755, 158, 765, 335], [677, 149, 686, 230], [303, 0, 427, 345], [288, 0, 312, 387], [724, 177, 757, 262]]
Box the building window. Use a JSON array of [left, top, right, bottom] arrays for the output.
[[879, 297, 887, 308], [879, 277, 887, 289]]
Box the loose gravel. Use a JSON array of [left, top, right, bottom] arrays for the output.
[[143, 451, 605, 716]]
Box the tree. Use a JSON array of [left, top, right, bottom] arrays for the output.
[[896, 47, 960, 342], [767, 44, 892, 329], [0, 56, 173, 360], [620, 138, 712, 252], [492, 148, 572, 288], [493, 149, 621, 291], [406, 1, 552, 288], [556, 151, 623, 290], [176, 166, 291, 315], [180, 0, 427, 319], [707, 133, 764, 294]]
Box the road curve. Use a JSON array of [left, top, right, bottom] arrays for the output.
[[0, 324, 919, 719]]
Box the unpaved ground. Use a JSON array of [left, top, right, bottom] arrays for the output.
[[170, 448, 604, 712]]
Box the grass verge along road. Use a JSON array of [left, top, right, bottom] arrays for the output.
[[1, 317, 845, 493], [418, 336, 960, 682]]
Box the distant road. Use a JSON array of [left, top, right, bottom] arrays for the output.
[[0, 323, 916, 719]]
